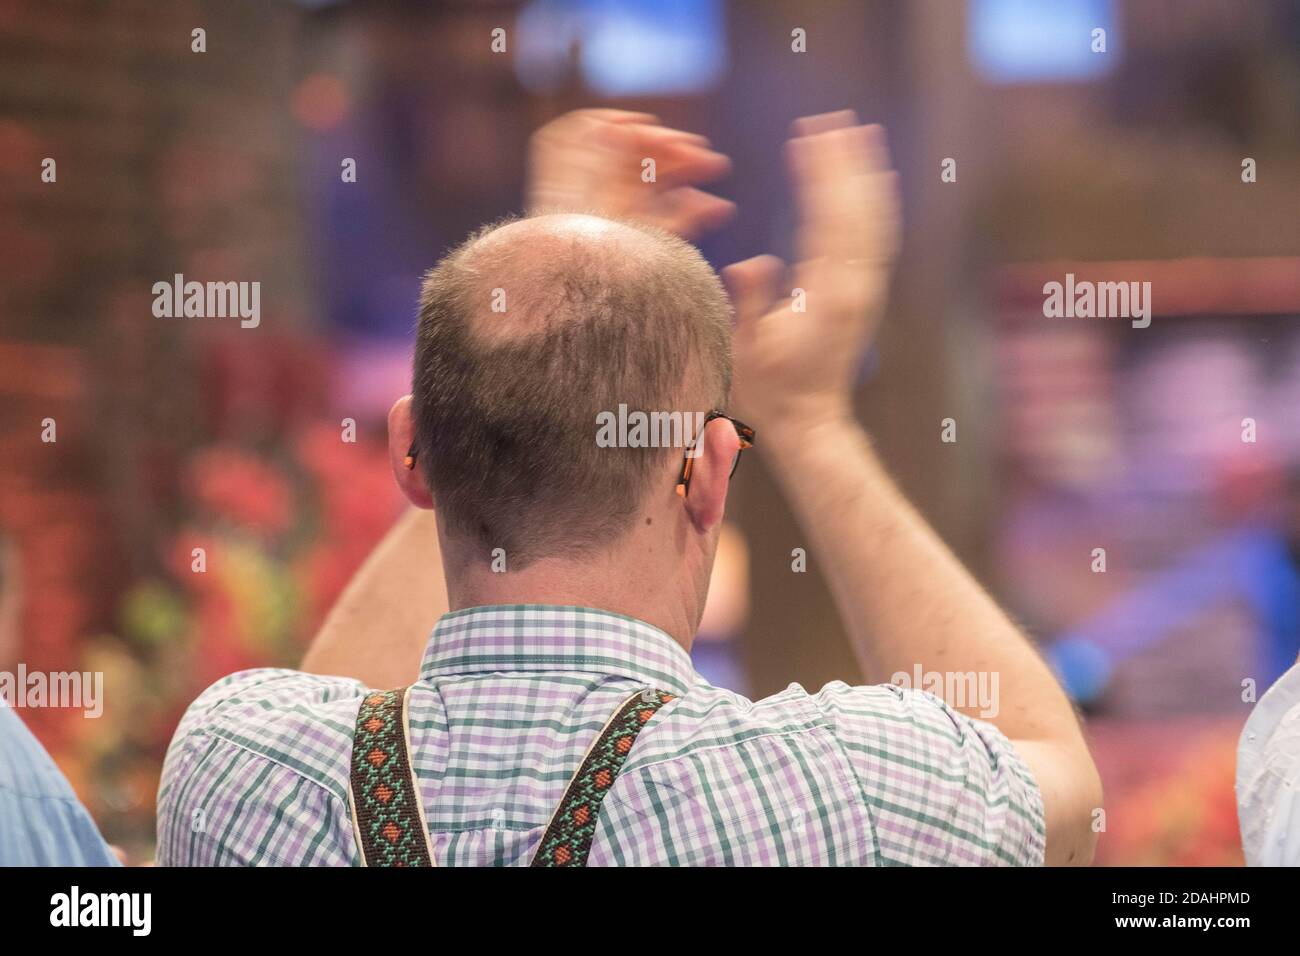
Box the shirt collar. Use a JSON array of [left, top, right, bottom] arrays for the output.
[[419, 604, 699, 698]]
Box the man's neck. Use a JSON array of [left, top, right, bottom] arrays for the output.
[[442, 541, 701, 654]]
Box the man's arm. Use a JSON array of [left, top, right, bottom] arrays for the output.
[[300, 507, 446, 686], [767, 417, 1100, 865], [724, 112, 1101, 865]]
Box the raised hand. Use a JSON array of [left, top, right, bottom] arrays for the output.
[[724, 111, 900, 427], [525, 108, 735, 239]]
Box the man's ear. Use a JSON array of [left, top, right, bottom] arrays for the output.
[[388, 395, 435, 509], [681, 417, 739, 533]]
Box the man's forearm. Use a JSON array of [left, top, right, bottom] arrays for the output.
[[767, 413, 1102, 865], [765, 413, 1080, 745], [300, 508, 448, 687]]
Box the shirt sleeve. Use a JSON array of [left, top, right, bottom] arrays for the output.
[[812, 680, 1046, 866], [1237, 660, 1300, 866], [0, 702, 121, 866]]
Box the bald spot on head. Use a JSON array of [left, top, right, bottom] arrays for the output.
[[451, 213, 683, 344]]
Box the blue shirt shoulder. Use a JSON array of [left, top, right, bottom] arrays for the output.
[[0, 702, 120, 866]]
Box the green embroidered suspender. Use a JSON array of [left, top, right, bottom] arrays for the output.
[[348, 687, 435, 867], [530, 688, 675, 866], [348, 686, 675, 867]]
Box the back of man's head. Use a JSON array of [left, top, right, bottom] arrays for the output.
[[412, 213, 732, 567]]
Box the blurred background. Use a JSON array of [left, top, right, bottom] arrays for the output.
[[3, 0, 1300, 864]]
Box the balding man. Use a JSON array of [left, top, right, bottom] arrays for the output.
[[157, 111, 1099, 867]]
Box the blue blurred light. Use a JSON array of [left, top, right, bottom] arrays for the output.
[[967, 0, 1117, 84], [516, 0, 726, 97], [1047, 637, 1113, 704]]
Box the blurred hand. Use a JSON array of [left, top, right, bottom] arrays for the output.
[[724, 111, 900, 428], [526, 109, 734, 239]]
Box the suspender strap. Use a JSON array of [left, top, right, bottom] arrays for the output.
[[348, 686, 436, 867], [347, 685, 675, 867], [530, 688, 675, 867]]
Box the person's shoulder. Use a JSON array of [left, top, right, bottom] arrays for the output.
[[0, 701, 76, 798], [637, 677, 1017, 758], [191, 666, 366, 706], [809, 677, 1035, 779], [811, 679, 1046, 865], [810, 678, 979, 741], [164, 668, 372, 791], [626, 679, 837, 768], [0, 703, 120, 866], [174, 666, 363, 732], [156, 670, 367, 865], [602, 681, 892, 864]]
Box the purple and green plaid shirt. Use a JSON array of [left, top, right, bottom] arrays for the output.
[[157, 605, 1044, 865]]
